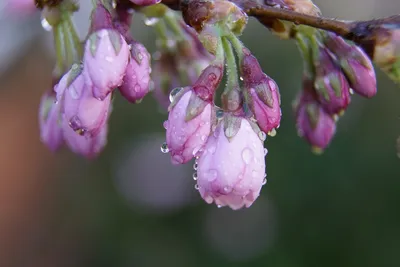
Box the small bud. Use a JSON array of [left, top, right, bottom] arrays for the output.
[[197, 117, 266, 210], [192, 63, 224, 101], [83, 29, 130, 100], [89, 3, 114, 33], [165, 89, 213, 164], [295, 81, 337, 150], [325, 34, 377, 98], [313, 48, 351, 114], [39, 91, 63, 151], [119, 42, 152, 103]]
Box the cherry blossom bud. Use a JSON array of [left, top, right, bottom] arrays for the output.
[[294, 81, 336, 152], [129, 0, 161, 6], [196, 117, 266, 210], [325, 34, 377, 98], [165, 88, 213, 164], [313, 48, 351, 114], [119, 42, 152, 103], [39, 91, 63, 151], [241, 51, 281, 134], [62, 116, 108, 159], [83, 29, 130, 100], [63, 70, 111, 137]]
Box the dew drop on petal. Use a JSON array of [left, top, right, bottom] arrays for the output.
[[163, 120, 169, 130], [144, 17, 160, 26], [193, 163, 198, 170], [349, 88, 354, 95], [160, 142, 169, 153], [223, 186, 231, 192], [217, 205, 222, 208], [262, 178, 267, 185], [194, 184, 199, 190], [215, 108, 224, 119], [201, 135, 207, 141], [205, 169, 217, 181], [169, 87, 182, 102], [193, 172, 198, 180], [242, 148, 254, 164], [258, 131, 267, 141], [264, 148, 268, 156]]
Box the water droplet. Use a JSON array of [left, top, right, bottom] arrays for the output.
[[193, 163, 198, 170], [144, 17, 160, 26], [41, 18, 52, 31], [223, 186, 231, 192], [194, 184, 199, 190], [134, 85, 141, 92], [239, 76, 244, 81], [205, 169, 217, 181], [262, 178, 267, 185], [216, 109, 224, 119], [217, 205, 222, 208], [193, 172, 198, 180], [111, 0, 117, 8], [105, 56, 113, 62], [268, 128, 277, 137], [263, 148, 268, 156], [201, 135, 207, 141], [242, 148, 254, 164], [163, 120, 169, 129], [258, 131, 267, 141], [160, 142, 169, 153], [68, 86, 79, 99], [349, 88, 354, 95], [169, 87, 182, 102]]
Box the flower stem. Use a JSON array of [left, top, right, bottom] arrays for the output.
[[226, 32, 245, 62], [222, 37, 239, 90]]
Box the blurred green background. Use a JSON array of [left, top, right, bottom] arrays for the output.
[[0, 0, 399, 266]]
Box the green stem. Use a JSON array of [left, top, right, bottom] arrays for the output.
[[154, 19, 170, 50], [164, 11, 185, 40], [226, 32, 245, 62], [53, 24, 65, 78], [214, 36, 225, 64], [222, 37, 239, 90]]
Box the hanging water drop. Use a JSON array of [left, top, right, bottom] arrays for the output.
[[169, 87, 182, 102], [193, 163, 198, 171], [216, 108, 224, 119], [262, 178, 267, 185], [242, 148, 254, 164], [258, 131, 267, 141], [264, 148, 268, 156], [194, 184, 199, 190], [163, 120, 169, 130], [41, 18, 52, 31], [144, 17, 160, 26], [193, 172, 198, 180], [160, 142, 169, 153]]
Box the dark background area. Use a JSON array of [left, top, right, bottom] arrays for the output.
[[0, 0, 399, 266]]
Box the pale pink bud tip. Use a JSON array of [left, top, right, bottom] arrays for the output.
[[197, 118, 266, 210], [39, 92, 63, 152], [83, 29, 130, 100], [166, 90, 213, 164], [119, 43, 152, 103]]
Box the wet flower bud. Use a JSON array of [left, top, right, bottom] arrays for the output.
[[313, 48, 351, 114], [196, 117, 266, 210], [295, 81, 336, 151], [241, 51, 281, 133], [62, 116, 108, 159], [119, 42, 152, 103], [192, 63, 224, 101], [325, 34, 377, 98], [83, 29, 130, 100], [39, 91, 63, 151], [165, 88, 213, 164], [62, 71, 111, 137]]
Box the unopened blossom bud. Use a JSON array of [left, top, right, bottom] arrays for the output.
[[62, 116, 108, 159], [129, 0, 161, 6], [39, 91, 63, 151], [89, 3, 113, 33], [196, 117, 266, 210], [83, 29, 130, 100], [192, 63, 224, 101], [165, 88, 213, 164], [119, 42, 151, 103], [313, 48, 351, 114], [295, 81, 336, 151], [62, 70, 111, 136], [241, 51, 281, 134], [325, 34, 377, 98]]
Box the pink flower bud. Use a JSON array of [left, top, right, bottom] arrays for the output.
[[119, 42, 151, 103], [241, 51, 281, 133], [83, 29, 130, 100], [325, 34, 377, 98], [313, 48, 351, 114], [295, 82, 336, 151], [248, 76, 281, 134], [192, 63, 224, 101], [129, 0, 161, 6], [166, 89, 213, 164], [196, 118, 266, 210], [62, 116, 108, 159], [39, 91, 63, 152], [63, 71, 111, 136]]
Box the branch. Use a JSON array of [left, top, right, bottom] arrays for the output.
[[160, 0, 400, 43]]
